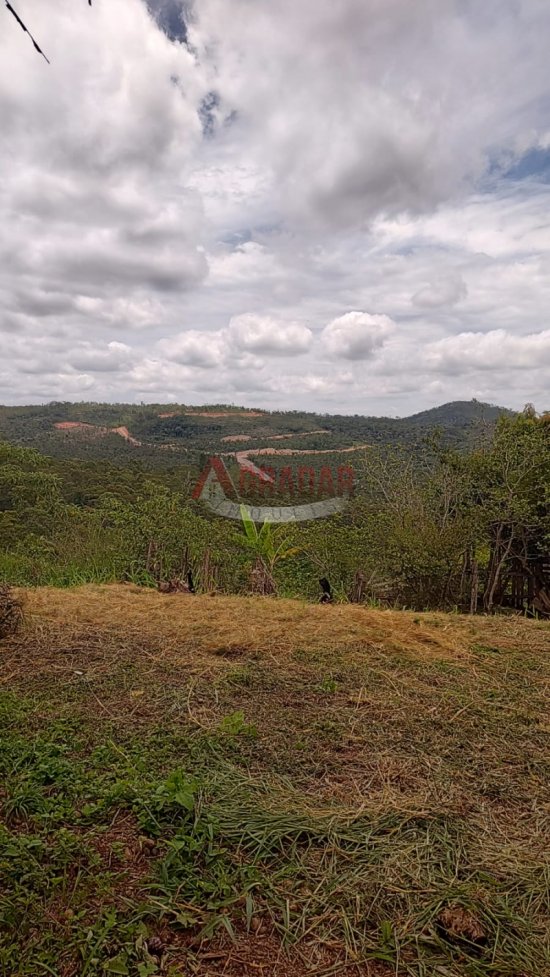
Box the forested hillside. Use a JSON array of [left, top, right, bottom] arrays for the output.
[[0, 403, 548, 615], [0, 399, 512, 469]]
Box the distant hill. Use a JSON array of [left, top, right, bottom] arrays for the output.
[[0, 399, 514, 469], [406, 400, 513, 427]]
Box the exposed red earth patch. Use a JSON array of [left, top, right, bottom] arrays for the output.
[[111, 425, 141, 446], [54, 421, 96, 432], [54, 422, 141, 446]]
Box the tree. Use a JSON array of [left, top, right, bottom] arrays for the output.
[[355, 444, 478, 609], [470, 407, 550, 611]]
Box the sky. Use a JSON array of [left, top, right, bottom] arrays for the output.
[[1, 0, 550, 416]]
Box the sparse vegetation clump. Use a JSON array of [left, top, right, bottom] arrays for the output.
[[0, 586, 548, 976], [0, 584, 22, 639]]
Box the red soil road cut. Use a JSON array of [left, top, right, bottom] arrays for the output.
[[215, 444, 367, 482], [222, 430, 329, 444], [228, 444, 368, 462], [263, 429, 330, 441]]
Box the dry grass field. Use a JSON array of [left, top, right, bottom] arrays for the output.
[[1, 586, 549, 976]]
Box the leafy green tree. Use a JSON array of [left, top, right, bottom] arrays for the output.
[[468, 408, 550, 610]]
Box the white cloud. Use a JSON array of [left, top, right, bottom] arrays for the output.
[[158, 329, 226, 368], [229, 313, 313, 355], [190, 0, 550, 228], [0, 0, 208, 336], [1, 0, 550, 414], [426, 328, 550, 374], [127, 356, 198, 396], [66, 341, 135, 373], [208, 243, 281, 285], [321, 312, 395, 360]]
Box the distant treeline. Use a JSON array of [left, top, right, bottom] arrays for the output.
[[0, 408, 548, 614], [0, 399, 512, 467]]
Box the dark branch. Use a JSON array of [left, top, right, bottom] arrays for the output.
[[5, 1, 92, 63], [5, 1, 50, 62]]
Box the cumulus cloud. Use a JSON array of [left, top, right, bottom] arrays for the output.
[[208, 243, 281, 285], [2, 0, 550, 413], [189, 0, 550, 228], [72, 296, 164, 330], [127, 357, 195, 395], [228, 313, 313, 355], [158, 329, 226, 368], [425, 328, 550, 374], [321, 312, 395, 360], [66, 341, 135, 373], [0, 0, 207, 339]]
